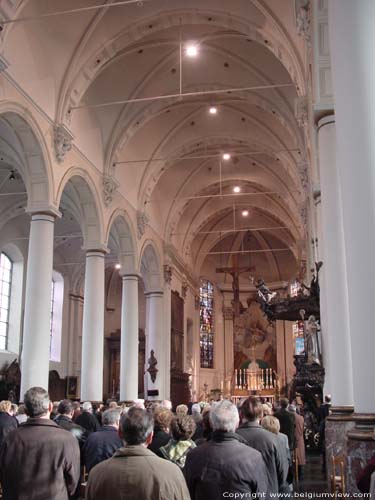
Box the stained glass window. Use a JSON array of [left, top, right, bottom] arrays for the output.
[[293, 320, 305, 355], [200, 279, 214, 368], [0, 253, 12, 350]]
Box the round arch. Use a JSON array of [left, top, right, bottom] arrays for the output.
[[139, 240, 163, 293], [106, 208, 137, 274]]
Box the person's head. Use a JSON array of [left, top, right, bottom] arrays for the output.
[[72, 401, 80, 410], [83, 401, 92, 413], [279, 397, 289, 409], [0, 400, 12, 414], [209, 400, 239, 433], [262, 403, 272, 416], [102, 408, 121, 429], [120, 407, 154, 446], [325, 394, 332, 404], [288, 404, 297, 413], [171, 415, 196, 441], [240, 396, 263, 422], [202, 407, 213, 437], [17, 404, 26, 415], [261, 415, 280, 435], [57, 399, 74, 418], [191, 403, 201, 415], [153, 407, 173, 433], [176, 404, 188, 417], [161, 399, 172, 411], [24, 387, 51, 418], [132, 399, 145, 409], [108, 401, 118, 409], [10, 403, 18, 416]]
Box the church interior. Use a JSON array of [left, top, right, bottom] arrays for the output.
[[0, 0, 374, 495]]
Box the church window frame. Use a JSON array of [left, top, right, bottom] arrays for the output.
[[199, 278, 215, 368], [0, 253, 12, 350]]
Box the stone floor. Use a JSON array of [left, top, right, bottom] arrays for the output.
[[295, 450, 329, 494]]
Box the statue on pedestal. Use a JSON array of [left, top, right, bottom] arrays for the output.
[[147, 350, 158, 383], [305, 315, 321, 365]]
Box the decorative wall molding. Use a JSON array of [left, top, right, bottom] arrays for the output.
[[181, 279, 188, 300], [102, 175, 119, 206], [136, 210, 149, 239], [53, 124, 73, 163]]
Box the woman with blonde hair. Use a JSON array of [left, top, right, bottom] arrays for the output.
[[261, 415, 291, 486], [0, 400, 18, 449]]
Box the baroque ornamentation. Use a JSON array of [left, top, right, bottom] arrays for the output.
[[194, 294, 200, 310], [295, 96, 308, 128], [163, 264, 172, 284], [223, 306, 234, 321], [102, 175, 119, 206], [136, 210, 149, 239], [297, 161, 309, 191], [296, 0, 311, 46], [147, 349, 158, 383], [53, 124, 73, 163], [181, 279, 188, 300]]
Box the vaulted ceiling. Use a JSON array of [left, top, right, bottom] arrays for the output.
[[0, 0, 310, 284]]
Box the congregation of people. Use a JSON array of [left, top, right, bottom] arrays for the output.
[[0, 387, 313, 500]]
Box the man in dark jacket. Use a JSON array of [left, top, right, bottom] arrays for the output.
[[237, 396, 285, 494], [0, 400, 18, 449], [75, 401, 101, 434], [83, 408, 123, 472], [0, 386, 80, 500], [274, 398, 296, 450], [54, 399, 87, 448], [184, 400, 269, 499]]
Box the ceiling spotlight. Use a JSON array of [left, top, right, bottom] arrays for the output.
[[115, 263, 121, 270], [233, 186, 241, 193], [222, 153, 231, 161], [186, 44, 199, 57], [209, 106, 217, 115], [9, 170, 15, 181], [242, 210, 249, 217]]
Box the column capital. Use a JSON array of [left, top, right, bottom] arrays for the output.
[[145, 291, 164, 298], [317, 114, 335, 131], [121, 273, 140, 281], [84, 247, 108, 256], [27, 206, 62, 220]]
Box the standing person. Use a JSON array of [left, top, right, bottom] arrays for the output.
[[0, 400, 18, 449], [237, 396, 285, 494], [289, 405, 306, 479], [0, 387, 80, 500], [274, 398, 296, 450], [184, 400, 269, 499], [261, 415, 291, 489], [86, 407, 190, 500], [75, 401, 101, 434], [158, 415, 196, 469], [83, 409, 123, 473], [54, 399, 86, 448], [148, 406, 173, 454]]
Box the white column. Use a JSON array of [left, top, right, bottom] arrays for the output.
[[317, 116, 354, 407], [80, 251, 105, 402], [20, 214, 55, 398], [329, 0, 375, 413], [145, 292, 164, 400], [120, 274, 139, 401]]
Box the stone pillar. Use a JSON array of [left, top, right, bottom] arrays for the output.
[[20, 213, 55, 398], [329, 0, 375, 414], [119, 274, 139, 402], [80, 250, 105, 402], [163, 266, 172, 400], [328, 1, 375, 492], [145, 292, 164, 400], [223, 301, 234, 394], [317, 116, 354, 408]]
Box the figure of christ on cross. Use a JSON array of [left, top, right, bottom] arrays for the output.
[[216, 256, 255, 317]]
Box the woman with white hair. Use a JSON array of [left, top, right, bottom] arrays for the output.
[[184, 400, 269, 499]]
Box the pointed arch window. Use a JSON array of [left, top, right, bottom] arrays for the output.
[[0, 253, 12, 350], [200, 279, 214, 368]]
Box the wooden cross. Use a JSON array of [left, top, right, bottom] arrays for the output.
[[216, 256, 255, 317]]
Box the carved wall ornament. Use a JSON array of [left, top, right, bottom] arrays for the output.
[[163, 264, 172, 284], [147, 349, 158, 383], [223, 306, 234, 321], [136, 210, 149, 239], [194, 294, 200, 310], [297, 161, 310, 192], [181, 279, 188, 299], [296, 0, 311, 46], [295, 96, 308, 128], [102, 175, 119, 206], [53, 124, 73, 163]]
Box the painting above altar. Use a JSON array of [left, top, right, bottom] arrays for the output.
[[233, 297, 277, 371]]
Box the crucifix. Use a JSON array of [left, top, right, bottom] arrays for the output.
[[216, 255, 255, 317]]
